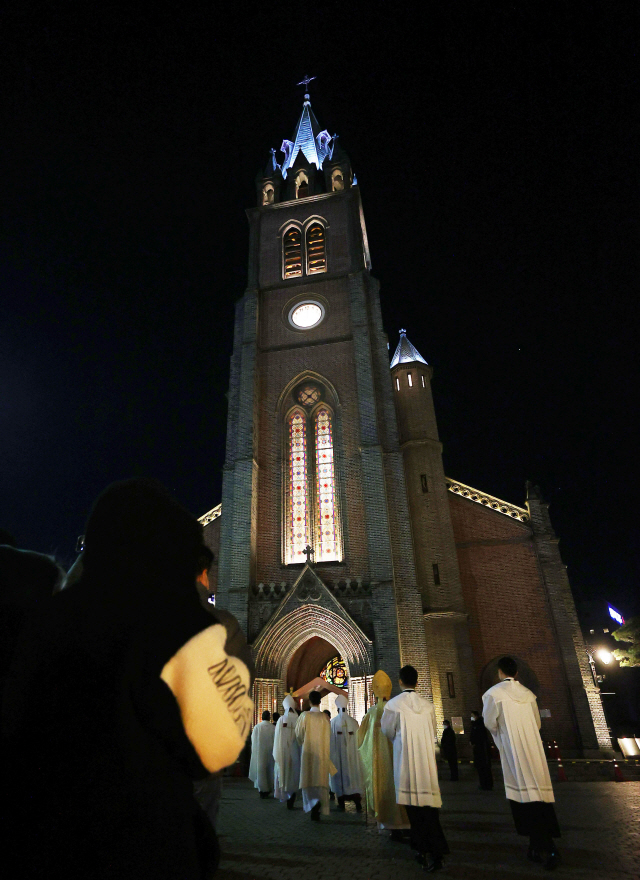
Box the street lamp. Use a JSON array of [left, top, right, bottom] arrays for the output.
[[596, 649, 613, 665]]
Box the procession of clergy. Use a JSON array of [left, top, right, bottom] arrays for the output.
[[249, 659, 561, 873]]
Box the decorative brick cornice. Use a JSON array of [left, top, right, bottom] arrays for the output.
[[198, 504, 222, 526], [446, 478, 529, 523]]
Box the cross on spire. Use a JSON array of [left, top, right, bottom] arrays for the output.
[[303, 544, 315, 564], [298, 73, 316, 103]]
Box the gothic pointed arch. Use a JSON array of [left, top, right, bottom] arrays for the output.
[[253, 565, 374, 683], [280, 374, 344, 565]]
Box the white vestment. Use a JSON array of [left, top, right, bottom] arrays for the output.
[[482, 678, 554, 804], [273, 708, 301, 800], [248, 720, 275, 792], [330, 709, 364, 797], [381, 691, 442, 808], [295, 707, 336, 814]]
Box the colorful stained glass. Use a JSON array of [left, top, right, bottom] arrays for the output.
[[289, 410, 309, 563], [315, 408, 338, 561], [319, 655, 348, 689]]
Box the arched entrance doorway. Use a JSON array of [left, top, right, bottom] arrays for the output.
[[252, 604, 374, 723], [287, 636, 339, 693]]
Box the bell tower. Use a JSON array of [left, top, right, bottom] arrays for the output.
[[217, 89, 433, 715], [391, 331, 480, 726]]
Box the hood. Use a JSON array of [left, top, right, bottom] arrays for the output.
[[398, 691, 429, 715], [495, 679, 536, 704]]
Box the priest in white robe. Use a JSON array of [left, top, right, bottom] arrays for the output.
[[483, 656, 561, 870], [382, 665, 449, 872], [295, 690, 337, 820], [248, 710, 275, 798], [273, 695, 301, 809], [330, 693, 365, 811]]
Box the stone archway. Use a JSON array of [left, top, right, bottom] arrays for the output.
[[480, 655, 541, 696], [253, 603, 374, 722], [287, 635, 338, 693]]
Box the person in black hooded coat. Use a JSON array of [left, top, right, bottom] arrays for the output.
[[1, 479, 253, 880]]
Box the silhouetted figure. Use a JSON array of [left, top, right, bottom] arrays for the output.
[[470, 711, 493, 790], [440, 720, 458, 781], [2, 479, 254, 880], [0, 541, 64, 718]]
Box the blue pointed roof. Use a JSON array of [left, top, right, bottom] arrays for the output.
[[280, 94, 333, 178], [390, 330, 428, 368]]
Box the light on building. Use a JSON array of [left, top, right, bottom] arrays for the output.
[[596, 649, 613, 664], [608, 605, 624, 626]]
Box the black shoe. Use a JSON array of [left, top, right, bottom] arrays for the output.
[[527, 845, 542, 863], [286, 798, 295, 810], [329, 792, 335, 801], [544, 851, 562, 871], [390, 830, 404, 842], [355, 802, 363, 812], [424, 858, 444, 873]]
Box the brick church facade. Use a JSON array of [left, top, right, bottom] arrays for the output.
[[200, 93, 611, 756]]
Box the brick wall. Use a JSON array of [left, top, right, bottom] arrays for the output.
[[449, 492, 584, 752]]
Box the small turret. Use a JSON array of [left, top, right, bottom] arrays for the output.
[[256, 148, 283, 207], [390, 330, 438, 445]]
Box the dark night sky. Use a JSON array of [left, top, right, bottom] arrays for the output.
[[1, 4, 637, 615]]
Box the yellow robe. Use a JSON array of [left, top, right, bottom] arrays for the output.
[[358, 699, 409, 829]]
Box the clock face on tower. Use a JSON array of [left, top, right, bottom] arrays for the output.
[[289, 300, 324, 329]]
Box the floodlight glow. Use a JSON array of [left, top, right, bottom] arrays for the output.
[[596, 649, 612, 664], [608, 605, 624, 625]]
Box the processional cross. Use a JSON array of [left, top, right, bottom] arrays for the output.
[[303, 544, 315, 565]]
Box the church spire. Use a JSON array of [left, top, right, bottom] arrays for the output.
[[390, 330, 429, 368], [280, 89, 333, 178]]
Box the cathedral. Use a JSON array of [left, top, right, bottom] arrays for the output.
[[200, 91, 611, 757]]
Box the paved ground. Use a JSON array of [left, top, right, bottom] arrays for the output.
[[215, 775, 640, 880]]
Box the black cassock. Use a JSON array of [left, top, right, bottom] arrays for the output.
[[470, 717, 494, 790]]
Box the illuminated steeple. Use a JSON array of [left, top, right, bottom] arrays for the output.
[[390, 330, 428, 368], [280, 92, 333, 177]]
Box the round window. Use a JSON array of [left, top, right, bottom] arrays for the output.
[[297, 384, 321, 406], [289, 301, 325, 330]]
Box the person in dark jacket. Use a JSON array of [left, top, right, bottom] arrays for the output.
[[0, 540, 64, 717], [470, 710, 494, 790], [440, 719, 459, 781], [1, 479, 253, 880]]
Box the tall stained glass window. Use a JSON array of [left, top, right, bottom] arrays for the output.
[[286, 386, 341, 565], [289, 410, 309, 562], [315, 408, 338, 561]]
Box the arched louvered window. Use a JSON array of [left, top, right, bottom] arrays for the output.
[[306, 223, 326, 275], [295, 171, 309, 199], [285, 387, 341, 564], [283, 227, 302, 278]]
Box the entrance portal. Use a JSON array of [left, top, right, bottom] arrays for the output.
[[287, 636, 342, 693]]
